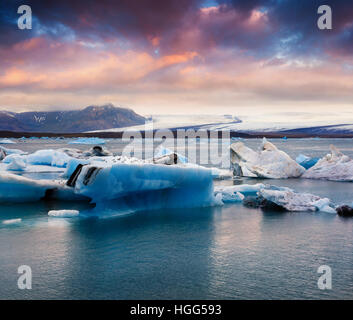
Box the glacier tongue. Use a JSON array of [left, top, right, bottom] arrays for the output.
[[230, 138, 305, 179], [302, 145, 353, 181]]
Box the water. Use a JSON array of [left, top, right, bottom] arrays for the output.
[[0, 138, 353, 299]]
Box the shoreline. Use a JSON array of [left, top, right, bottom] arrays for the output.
[[0, 130, 353, 139]]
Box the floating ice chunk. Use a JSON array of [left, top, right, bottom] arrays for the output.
[[0, 146, 26, 156], [0, 139, 15, 144], [2, 218, 22, 225], [68, 137, 105, 145], [154, 146, 188, 164], [83, 146, 113, 157], [302, 145, 353, 181], [230, 138, 305, 179], [0, 172, 89, 203], [71, 163, 217, 212], [214, 183, 265, 198], [26, 149, 72, 167], [214, 186, 245, 203], [48, 210, 80, 218], [258, 188, 335, 213], [295, 154, 319, 169], [6, 156, 26, 171]]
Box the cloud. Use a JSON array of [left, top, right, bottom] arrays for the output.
[[1, 0, 353, 113]]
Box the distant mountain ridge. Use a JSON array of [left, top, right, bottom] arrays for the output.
[[0, 104, 146, 133]]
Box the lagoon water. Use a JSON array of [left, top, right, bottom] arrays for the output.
[[0, 138, 353, 299]]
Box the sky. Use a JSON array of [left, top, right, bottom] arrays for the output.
[[0, 0, 353, 118]]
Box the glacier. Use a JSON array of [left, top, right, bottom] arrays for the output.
[[302, 145, 353, 181], [230, 138, 305, 178]]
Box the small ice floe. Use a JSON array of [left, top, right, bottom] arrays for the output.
[[6, 156, 26, 171], [68, 137, 105, 145], [214, 184, 265, 202], [257, 188, 336, 213], [214, 184, 336, 213], [230, 138, 305, 179], [48, 210, 80, 218], [0, 139, 16, 144], [154, 146, 188, 164], [295, 154, 320, 169], [214, 186, 244, 203], [2, 218, 22, 225], [302, 145, 353, 181]]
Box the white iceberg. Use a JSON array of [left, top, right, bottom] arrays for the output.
[[0, 146, 27, 156], [214, 183, 265, 202], [0, 139, 16, 144], [258, 187, 336, 213], [48, 210, 80, 218], [2, 218, 22, 225], [154, 146, 188, 164], [3, 150, 72, 168], [230, 138, 305, 179], [302, 145, 353, 181], [6, 156, 26, 171], [68, 137, 105, 145]]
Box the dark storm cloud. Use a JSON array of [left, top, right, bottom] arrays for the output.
[[1, 0, 353, 56]]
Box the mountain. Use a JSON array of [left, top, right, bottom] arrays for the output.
[[0, 104, 146, 133]]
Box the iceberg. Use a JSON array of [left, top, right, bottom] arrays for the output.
[[6, 156, 26, 171], [214, 186, 244, 203], [2, 149, 72, 168], [68, 137, 106, 145], [214, 183, 265, 199], [230, 138, 305, 179], [302, 145, 353, 181], [0, 139, 16, 144], [257, 188, 336, 213], [48, 210, 80, 218], [69, 163, 217, 214], [0, 146, 27, 156], [154, 146, 188, 164], [214, 183, 336, 213]]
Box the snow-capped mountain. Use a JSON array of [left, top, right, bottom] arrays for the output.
[[0, 104, 145, 133]]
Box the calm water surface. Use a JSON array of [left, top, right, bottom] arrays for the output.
[[0, 138, 352, 299]]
